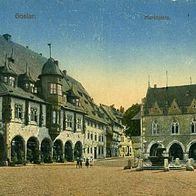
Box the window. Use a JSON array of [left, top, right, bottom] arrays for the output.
[[91, 133, 93, 140], [90, 147, 93, 153], [152, 121, 159, 135], [34, 87, 38, 94], [102, 147, 104, 154], [57, 84, 62, 95], [4, 76, 8, 83], [95, 134, 97, 141], [76, 117, 82, 129], [191, 119, 196, 133], [75, 98, 80, 106], [50, 83, 57, 94], [52, 111, 56, 124], [15, 104, 23, 119], [9, 77, 15, 87], [66, 114, 73, 129], [50, 83, 62, 95], [30, 107, 38, 122], [171, 121, 179, 134], [87, 132, 90, 139], [87, 147, 89, 153]]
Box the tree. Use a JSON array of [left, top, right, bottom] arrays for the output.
[[122, 104, 141, 137]]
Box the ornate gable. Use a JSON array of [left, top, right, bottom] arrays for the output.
[[149, 102, 163, 115], [187, 98, 196, 113], [168, 99, 181, 115]]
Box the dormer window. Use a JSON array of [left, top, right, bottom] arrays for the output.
[[4, 76, 8, 83], [75, 98, 80, 106], [3, 76, 16, 87], [34, 87, 38, 94], [9, 76, 15, 87]]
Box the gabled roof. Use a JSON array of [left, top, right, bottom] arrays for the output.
[[143, 84, 196, 114], [0, 82, 45, 103], [100, 104, 123, 126]]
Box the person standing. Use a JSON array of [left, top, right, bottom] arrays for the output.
[[76, 157, 80, 168], [85, 158, 90, 168]]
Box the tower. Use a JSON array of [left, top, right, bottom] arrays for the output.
[[38, 58, 64, 139]]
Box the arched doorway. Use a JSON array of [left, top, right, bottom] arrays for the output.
[[64, 141, 73, 161], [169, 143, 183, 160], [0, 134, 5, 164], [189, 143, 196, 160], [41, 138, 52, 163], [27, 137, 39, 164], [11, 135, 25, 164], [74, 141, 82, 159], [150, 143, 159, 156], [53, 139, 63, 162]]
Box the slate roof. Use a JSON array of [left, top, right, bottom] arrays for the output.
[[40, 58, 63, 77], [143, 84, 196, 114], [100, 104, 124, 127], [0, 34, 108, 123], [0, 82, 45, 103]]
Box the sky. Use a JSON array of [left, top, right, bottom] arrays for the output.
[[0, 0, 196, 109]]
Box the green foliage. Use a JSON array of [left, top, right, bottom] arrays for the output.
[[122, 103, 141, 137]]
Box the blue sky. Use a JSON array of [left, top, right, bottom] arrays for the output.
[[1, 0, 196, 108]]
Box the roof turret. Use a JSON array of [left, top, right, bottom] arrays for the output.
[[40, 57, 63, 77]]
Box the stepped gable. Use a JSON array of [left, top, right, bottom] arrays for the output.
[[143, 84, 196, 114]]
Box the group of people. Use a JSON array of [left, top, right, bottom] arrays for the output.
[[76, 156, 94, 168]]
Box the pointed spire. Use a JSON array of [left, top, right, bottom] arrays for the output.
[[148, 75, 151, 88]]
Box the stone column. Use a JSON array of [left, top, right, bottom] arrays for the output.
[[164, 158, 169, 171]]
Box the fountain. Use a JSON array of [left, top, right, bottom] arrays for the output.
[[148, 145, 171, 166]]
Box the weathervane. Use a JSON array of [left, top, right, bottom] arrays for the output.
[[48, 43, 52, 58]]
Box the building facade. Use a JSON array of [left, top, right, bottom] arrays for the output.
[[141, 85, 196, 161], [0, 34, 129, 165]]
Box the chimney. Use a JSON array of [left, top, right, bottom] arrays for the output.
[[62, 70, 67, 75], [3, 34, 11, 41], [154, 84, 157, 88]]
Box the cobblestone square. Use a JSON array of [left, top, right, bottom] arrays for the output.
[[0, 162, 196, 196]]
